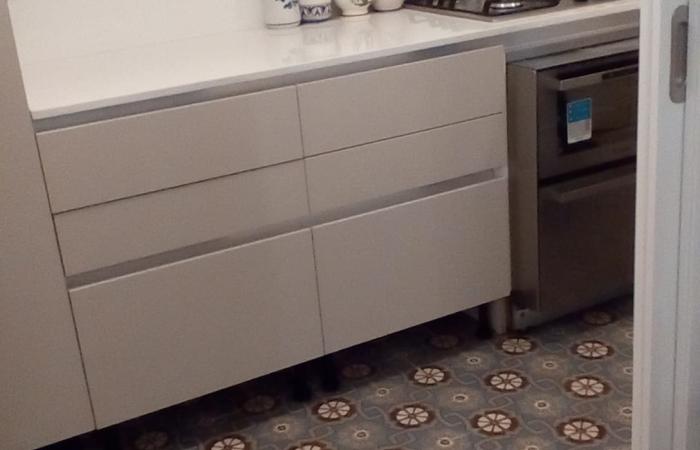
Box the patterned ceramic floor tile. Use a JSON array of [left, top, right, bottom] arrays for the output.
[[43, 298, 632, 450]]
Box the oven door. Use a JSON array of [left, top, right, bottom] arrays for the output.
[[537, 164, 636, 315], [537, 55, 638, 179]]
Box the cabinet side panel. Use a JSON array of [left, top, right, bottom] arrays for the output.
[[0, 3, 94, 449], [506, 64, 541, 310]]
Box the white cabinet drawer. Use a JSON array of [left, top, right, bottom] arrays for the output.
[[38, 87, 302, 212], [55, 161, 309, 275], [298, 46, 505, 156], [305, 114, 506, 213], [312, 178, 511, 353], [70, 230, 323, 427]]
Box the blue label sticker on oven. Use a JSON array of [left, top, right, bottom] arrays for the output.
[[566, 98, 593, 144]]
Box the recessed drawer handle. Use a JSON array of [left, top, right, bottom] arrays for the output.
[[555, 64, 638, 91], [544, 172, 636, 204]]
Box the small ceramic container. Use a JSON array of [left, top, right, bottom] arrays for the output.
[[334, 0, 372, 16], [372, 0, 404, 11], [300, 0, 332, 22], [263, 0, 302, 29]]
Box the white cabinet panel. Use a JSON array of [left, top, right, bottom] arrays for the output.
[[0, 3, 93, 448], [298, 46, 505, 156], [38, 87, 302, 212], [55, 161, 309, 275], [306, 114, 506, 213], [71, 230, 323, 427], [313, 178, 511, 353]]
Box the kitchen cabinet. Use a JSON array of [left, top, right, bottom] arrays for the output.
[[297, 46, 505, 156], [0, 3, 93, 448], [37, 87, 302, 212], [55, 161, 309, 275], [305, 113, 507, 214], [70, 230, 323, 427], [24, 45, 510, 434], [312, 178, 511, 353]]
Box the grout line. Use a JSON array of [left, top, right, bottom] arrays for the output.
[[304, 113, 503, 160], [51, 157, 303, 215], [295, 86, 328, 354]]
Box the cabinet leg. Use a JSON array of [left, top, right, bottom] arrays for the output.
[[288, 365, 312, 403], [476, 303, 494, 340], [318, 355, 340, 393], [489, 297, 510, 335]]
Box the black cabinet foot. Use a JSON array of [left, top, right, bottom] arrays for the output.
[[319, 356, 340, 393], [288, 367, 313, 403], [476, 303, 494, 340]]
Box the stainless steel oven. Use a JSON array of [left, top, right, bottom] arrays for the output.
[[507, 39, 638, 328]]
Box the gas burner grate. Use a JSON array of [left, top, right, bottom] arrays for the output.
[[405, 0, 562, 18]]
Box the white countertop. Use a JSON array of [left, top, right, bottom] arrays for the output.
[[9, 0, 638, 120]]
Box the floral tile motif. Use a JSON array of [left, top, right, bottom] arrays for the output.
[[557, 418, 607, 444], [565, 375, 611, 398], [573, 340, 615, 359], [418, 428, 471, 450], [341, 363, 373, 380], [485, 370, 528, 392], [428, 334, 460, 350], [470, 410, 519, 436], [499, 336, 536, 354], [314, 398, 355, 422], [583, 310, 615, 326], [49, 297, 633, 450], [434, 386, 484, 412], [242, 394, 277, 415], [411, 366, 449, 385], [133, 431, 169, 450], [288, 442, 332, 450], [391, 404, 435, 428], [207, 435, 250, 450], [335, 422, 388, 449]]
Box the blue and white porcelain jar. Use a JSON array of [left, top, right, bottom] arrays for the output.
[[334, 0, 371, 16], [263, 0, 301, 28], [299, 0, 332, 22]]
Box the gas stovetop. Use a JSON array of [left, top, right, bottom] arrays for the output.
[[404, 0, 602, 21]]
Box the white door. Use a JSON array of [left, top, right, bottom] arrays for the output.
[[634, 0, 700, 449]]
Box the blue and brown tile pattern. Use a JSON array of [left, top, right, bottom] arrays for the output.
[[47, 298, 633, 450]]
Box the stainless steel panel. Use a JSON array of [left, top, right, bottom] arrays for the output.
[[507, 41, 638, 319], [537, 164, 635, 315], [536, 52, 638, 179], [405, 0, 619, 22]]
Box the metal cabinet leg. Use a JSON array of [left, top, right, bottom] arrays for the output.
[[489, 297, 510, 335]]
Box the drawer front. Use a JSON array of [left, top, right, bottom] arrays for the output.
[[305, 114, 506, 213], [312, 178, 511, 353], [38, 87, 302, 212], [71, 230, 323, 427], [56, 161, 309, 275], [298, 46, 505, 156]]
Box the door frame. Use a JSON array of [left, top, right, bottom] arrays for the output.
[[634, 0, 699, 449], [670, 1, 700, 448]]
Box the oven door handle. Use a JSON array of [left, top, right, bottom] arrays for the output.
[[555, 64, 638, 91], [543, 172, 636, 204]]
